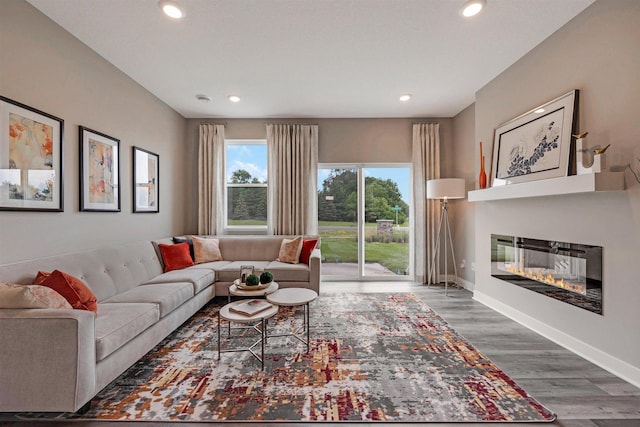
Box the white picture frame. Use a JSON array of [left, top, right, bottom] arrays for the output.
[[491, 90, 578, 186]]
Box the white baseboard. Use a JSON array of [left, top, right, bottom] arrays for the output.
[[433, 274, 474, 291], [456, 276, 474, 291], [473, 290, 640, 389]]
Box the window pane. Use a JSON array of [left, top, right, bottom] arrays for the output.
[[317, 168, 359, 277], [226, 144, 267, 184], [363, 167, 410, 276], [227, 186, 267, 226]]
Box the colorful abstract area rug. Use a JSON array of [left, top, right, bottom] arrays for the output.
[[31, 293, 555, 422]]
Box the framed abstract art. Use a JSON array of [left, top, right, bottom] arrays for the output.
[[132, 146, 159, 213], [79, 126, 120, 212], [0, 96, 64, 211], [491, 90, 578, 186]]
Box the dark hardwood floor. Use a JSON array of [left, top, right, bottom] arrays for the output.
[[2, 282, 639, 427]]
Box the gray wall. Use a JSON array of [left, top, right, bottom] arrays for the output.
[[451, 104, 476, 285], [471, 0, 640, 380], [184, 118, 454, 234], [0, 0, 188, 264]]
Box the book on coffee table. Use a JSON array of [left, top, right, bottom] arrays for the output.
[[229, 299, 273, 316]]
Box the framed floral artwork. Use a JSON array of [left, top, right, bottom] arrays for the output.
[[491, 90, 578, 186], [132, 146, 159, 213], [0, 96, 64, 211], [79, 126, 120, 212]]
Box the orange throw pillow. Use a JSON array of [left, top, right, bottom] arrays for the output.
[[35, 270, 98, 313], [299, 238, 318, 264], [158, 242, 195, 272]]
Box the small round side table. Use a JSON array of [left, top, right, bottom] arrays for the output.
[[217, 300, 278, 370], [266, 288, 318, 352]]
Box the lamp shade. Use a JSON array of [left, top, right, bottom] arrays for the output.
[[426, 178, 466, 200]]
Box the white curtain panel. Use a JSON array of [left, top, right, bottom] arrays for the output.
[[198, 124, 225, 235], [266, 124, 318, 235], [412, 123, 440, 283]]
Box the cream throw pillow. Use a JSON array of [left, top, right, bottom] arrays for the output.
[[192, 236, 223, 263], [276, 236, 303, 264], [0, 282, 72, 309]]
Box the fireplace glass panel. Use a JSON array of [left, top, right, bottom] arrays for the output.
[[491, 234, 602, 314]]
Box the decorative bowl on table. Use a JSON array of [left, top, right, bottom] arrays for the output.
[[236, 273, 272, 290]]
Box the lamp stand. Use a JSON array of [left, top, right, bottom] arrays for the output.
[[427, 199, 458, 296]]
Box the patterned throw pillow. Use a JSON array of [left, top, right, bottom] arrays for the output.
[[0, 282, 72, 309], [276, 236, 303, 264], [192, 236, 223, 263], [34, 270, 98, 313], [299, 238, 319, 264], [158, 242, 195, 272]]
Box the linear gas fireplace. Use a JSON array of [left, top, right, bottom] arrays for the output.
[[491, 234, 603, 314]]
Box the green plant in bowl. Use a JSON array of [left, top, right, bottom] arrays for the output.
[[245, 274, 260, 287], [259, 271, 273, 285]]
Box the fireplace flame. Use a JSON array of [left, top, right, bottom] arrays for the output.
[[505, 265, 585, 295]]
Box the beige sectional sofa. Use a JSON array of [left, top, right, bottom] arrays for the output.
[[0, 235, 320, 413]]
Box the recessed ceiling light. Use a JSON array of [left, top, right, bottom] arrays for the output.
[[399, 94, 412, 102], [196, 94, 212, 102], [159, 0, 185, 19], [534, 108, 545, 114], [461, 0, 486, 17], [228, 95, 241, 103]]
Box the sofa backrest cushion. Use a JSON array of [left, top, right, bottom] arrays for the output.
[[0, 241, 164, 302], [217, 236, 317, 261], [155, 235, 319, 263]]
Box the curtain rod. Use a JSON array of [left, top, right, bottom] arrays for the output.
[[264, 122, 319, 126], [198, 122, 227, 126], [412, 121, 439, 125]]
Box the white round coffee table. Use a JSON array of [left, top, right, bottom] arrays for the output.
[[266, 288, 318, 352], [217, 300, 278, 370]]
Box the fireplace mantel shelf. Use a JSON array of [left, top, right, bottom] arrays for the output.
[[468, 172, 625, 202]]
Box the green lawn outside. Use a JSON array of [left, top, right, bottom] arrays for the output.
[[320, 237, 409, 275], [227, 219, 267, 226]]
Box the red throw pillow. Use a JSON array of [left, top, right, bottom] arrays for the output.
[[35, 269, 98, 313], [299, 239, 318, 264], [158, 242, 195, 272]]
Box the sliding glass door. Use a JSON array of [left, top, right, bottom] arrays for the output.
[[318, 164, 412, 281]]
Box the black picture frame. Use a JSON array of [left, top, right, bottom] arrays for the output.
[[491, 90, 578, 186], [0, 96, 64, 212], [132, 146, 159, 213], [79, 126, 121, 212]]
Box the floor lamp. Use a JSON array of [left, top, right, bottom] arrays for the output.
[[426, 178, 466, 295]]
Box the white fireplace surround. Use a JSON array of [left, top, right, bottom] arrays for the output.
[[468, 172, 624, 202]]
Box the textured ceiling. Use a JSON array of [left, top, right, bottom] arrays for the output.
[[27, 0, 596, 118]]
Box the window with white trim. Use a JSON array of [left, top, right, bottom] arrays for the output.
[[224, 140, 268, 230]]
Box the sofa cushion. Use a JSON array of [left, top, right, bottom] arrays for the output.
[[95, 302, 159, 361], [102, 282, 194, 318], [299, 238, 319, 264], [276, 236, 303, 264], [215, 261, 270, 283], [143, 268, 215, 294], [264, 261, 311, 282], [35, 270, 98, 313], [158, 243, 194, 272], [192, 236, 223, 263], [189, 260, 232, 271], [172, 236, 195, 261], [0, 282, 72, 309]]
